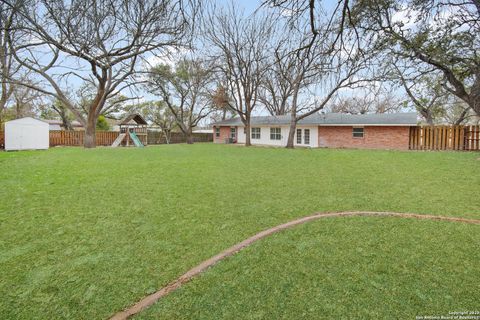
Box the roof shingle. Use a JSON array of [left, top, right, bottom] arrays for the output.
[[212, 112, 417, 126]]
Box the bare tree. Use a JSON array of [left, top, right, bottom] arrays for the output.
[[146, 58, 214, 144], [0, 2, 20, 126], [265, 31, 327, 147], [284, 55, 370, 148], [263, 0, 362, 55], [258, 30, 311, 117], [330, 85, 403, 115], [5, 0, 198, 147], [352, 0, 480, 117], [258, 43, 296, 116], [203, 4, 275, 146], [11, 84, 41, 119], [260, 1, 379, 148], [272, 21, 376, 147]]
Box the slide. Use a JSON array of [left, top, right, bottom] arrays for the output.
[[129, 131, 144, 147], [111, 133, 126, 147]]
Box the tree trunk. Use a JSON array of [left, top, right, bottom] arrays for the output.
[[286, 114, 296, 149], [454, 107, 471, 125], [425, 113, 434, 125], [0, 97, 7, 128], [83, 82, 107, 148], [84, 114, 97, 148], [420, 108, 434, 125], [286, 88, 299, 148], [15, 99, 21, 119], [61, 112, 73, 131], [185, 128, 194, 144], [245, 120, 251, 146], [470, 78, 480, 117], [164, 130, 171, 144]]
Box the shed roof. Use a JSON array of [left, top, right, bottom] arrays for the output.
[[212, 112, 417, 127], [120, 113, 148, 125], [5, 117, 49, 126]]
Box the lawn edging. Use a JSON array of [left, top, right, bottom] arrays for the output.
[[109, 211, 480, 320]]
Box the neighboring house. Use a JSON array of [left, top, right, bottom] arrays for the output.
[[44, 119, 84, 131], [44, 118, 123, 131], [212, 112, 417, 150], [193, 128, 213, 134]]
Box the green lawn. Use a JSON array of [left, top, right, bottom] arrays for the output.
[[0, 144, 479, 319], [136, 217, 480, 319]]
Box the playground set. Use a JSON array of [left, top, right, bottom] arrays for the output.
[[111, 114, 148, 148]]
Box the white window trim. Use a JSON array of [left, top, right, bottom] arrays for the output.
[[270, 127, 281, 140], [304, 129, 310, 145], [251, 127, 261, 140]]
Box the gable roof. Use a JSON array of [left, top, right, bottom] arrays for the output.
[[120, 113, 148, 125], [212, 112, 417, 127]]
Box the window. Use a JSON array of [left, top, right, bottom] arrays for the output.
[[251, 127, 261, 139], [215, 127, 220, 138], [230, 127, 236, 139], [353, 127, 364, 138], [304, 129, 310, 145], [270, 127, 281, 140], [296, 129, 302, 144]]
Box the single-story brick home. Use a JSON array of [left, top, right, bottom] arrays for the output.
[[212, 112, 417, 150]]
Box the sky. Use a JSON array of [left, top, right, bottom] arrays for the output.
[[236, 0, 262, 13]]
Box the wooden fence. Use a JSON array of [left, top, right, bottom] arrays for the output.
[[0, 130, 212, 148], [409, 125, 480, 151], [49, 131, 118, 146]]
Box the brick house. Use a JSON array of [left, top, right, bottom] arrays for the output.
[[212, 112, 417, 150]]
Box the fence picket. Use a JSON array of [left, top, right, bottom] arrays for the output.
[[408, 125, 478, 151], [416, 127, 421, 150], [474, 126, 479, 150]]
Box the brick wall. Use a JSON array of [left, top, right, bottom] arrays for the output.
[[213, 126, 232, 143], [318, 126, 411, 150]]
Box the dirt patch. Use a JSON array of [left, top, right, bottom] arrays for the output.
[[109, 211, 480, 320]]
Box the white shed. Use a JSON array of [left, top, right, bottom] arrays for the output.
[[5, 117, 49, 151]]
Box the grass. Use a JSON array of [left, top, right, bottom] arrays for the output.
[[136, 217, 480, 319], [0, 144, 479, 319]]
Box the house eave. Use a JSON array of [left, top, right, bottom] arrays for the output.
[[222, 123, 415, 127]]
